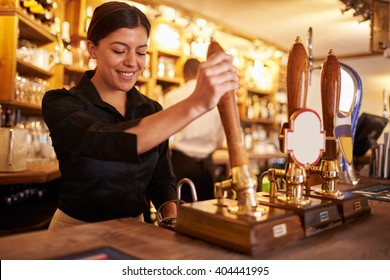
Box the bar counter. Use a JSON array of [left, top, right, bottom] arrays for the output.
[[0, 179, 389, 260], [0, 161, 60, 185]]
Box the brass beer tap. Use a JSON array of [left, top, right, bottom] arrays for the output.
[[268, 37, 311, 206], [175, 39, 306, 255], [309, 50, 343, 197], [207, 39, 262, 216]]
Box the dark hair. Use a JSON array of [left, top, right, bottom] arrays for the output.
[[87, 1, 151, 45], [183, 58, 200, 79]]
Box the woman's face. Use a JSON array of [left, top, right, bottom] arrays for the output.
[[88, 26, 148, 94]]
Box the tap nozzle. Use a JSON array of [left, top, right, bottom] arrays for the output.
[[310, 159, 342, 196], [278, 162, 311, 206], [214, 179, 233, 202], [229, 165, 264, 216], [267, 168, 286, 202]]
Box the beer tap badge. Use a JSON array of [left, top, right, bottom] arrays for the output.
[[334, 112, 353, 165], [284, 108, 325, 167]]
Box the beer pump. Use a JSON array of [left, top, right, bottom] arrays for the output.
[[307, 50, 371, 222], [309, 49, 342, 197], [257, 38, 342, 236], [174, 39, 304, 256]]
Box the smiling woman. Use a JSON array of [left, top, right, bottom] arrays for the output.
[[41, 1, 239, 230], [88, 27, 149, 115]]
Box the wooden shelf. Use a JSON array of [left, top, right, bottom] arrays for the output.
[[247, 87, 272, 96], [157, 76, 182, 85], [137, 76, 148, 84], [240, 116, 274, 125], [0, 8, 56, 46], [0, 100, 42, 116], [64, 65, 87, 74], [17, 59, 53, 79], [156, 48, 182, 58]]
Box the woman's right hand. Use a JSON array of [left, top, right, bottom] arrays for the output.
[[190, 51, 239, 113], [125, 51, 239, 155]]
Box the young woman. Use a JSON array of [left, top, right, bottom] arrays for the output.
[[42, 1, 239, 229]]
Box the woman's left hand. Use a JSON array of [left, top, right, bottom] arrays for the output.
[[161, 201, 177, 218]]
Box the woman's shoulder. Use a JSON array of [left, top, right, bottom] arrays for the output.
[[42, 87, 85, 111], [43, 87, 72, 101], [43, 86, 88, 101], [130, 88, 163, 111], [45, 87, 71, 95]]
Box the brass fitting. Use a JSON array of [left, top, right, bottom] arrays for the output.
[[265, 162, 311, 206], [214, 165, 264, 216], [267, 168, 285, 202], [278, 162, 311, 206], [231, 165, 259, 215], [214, 179, 233, 200], [310, 159, 342, 197]]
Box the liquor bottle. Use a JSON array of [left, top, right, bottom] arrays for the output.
[[38, 10, 55, 26], [0, 104, 6, 127], [84, 6, 93, 33], [4, 107, 15, 128], [39, 0, 53, 10], [60, 21, 73, 66], [28, 3, 45, 16], [20, 0, 39, 9], [37, 1, 56, 26], [14, 108, 25, 129]]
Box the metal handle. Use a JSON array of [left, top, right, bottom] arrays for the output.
[[7, 129, 15, 166], [176, 178, 198, 206], [156, 178, 198, 231]]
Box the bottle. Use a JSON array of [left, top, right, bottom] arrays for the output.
[[252, 95, 260, 119], [267, 100, 275, 120], [35, 1, 56, 27], [61, 21, 73, 65], [39, 0, 53, 10], [244, 127, 253, 150], [4, 107, 15, 128], [0, 104, 6, 127], [20, 0, 39, 9], [246, 97, 254, 119], [28, 3, 44, 15], [84, 6, 93, 33], [14, 109, 25, 129], [38, 10, 55, 26]]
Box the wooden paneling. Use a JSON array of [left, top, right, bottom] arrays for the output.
[[0, 15, 17, 102]]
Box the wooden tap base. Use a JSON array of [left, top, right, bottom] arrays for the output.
[[175, 198, 304, 256], [308, 187, 371, 223], [256, 192, 343, 236]]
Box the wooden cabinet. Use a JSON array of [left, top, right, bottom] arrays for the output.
[[63, 1, 185, 100], [0, 1, 62, 114]]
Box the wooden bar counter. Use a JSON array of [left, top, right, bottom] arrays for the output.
[[0, 160, 60, 185], [0, 179, 389, 260]]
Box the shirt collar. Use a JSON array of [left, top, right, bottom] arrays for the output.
[[75, 70, 150, 111]]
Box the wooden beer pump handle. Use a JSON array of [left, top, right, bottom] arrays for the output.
[[207, 40, 249, 168], [286, 37, 309, 120], [321, 50, 340, 159], [285, 37, 309, 163]]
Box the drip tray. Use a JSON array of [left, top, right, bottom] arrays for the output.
[[352, 184, 390, 202]]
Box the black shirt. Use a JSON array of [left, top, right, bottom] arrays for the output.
[[42, 71, 177, 222]]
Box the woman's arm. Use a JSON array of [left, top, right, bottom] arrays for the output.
[[126, 51, 239, 154]]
